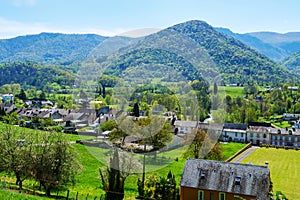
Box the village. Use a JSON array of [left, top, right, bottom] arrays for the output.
[[1, 92, 295, 199]]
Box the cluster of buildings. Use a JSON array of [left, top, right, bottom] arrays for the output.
[[174, 120, 300, 149], [0, 103, 116, 133]]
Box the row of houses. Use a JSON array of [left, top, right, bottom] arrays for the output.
[[0, 103, 117, 131], [174, 120, 300, 148]]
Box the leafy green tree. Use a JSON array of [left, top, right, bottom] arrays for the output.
[[0, 126, 34, 190], [17, 89, 27, 100], [140, 171, 178, 200], [32, 132, 80, 196], [100, 148, 138, 200], [100, 120, 118, 132], [39, 91, 46, 100]]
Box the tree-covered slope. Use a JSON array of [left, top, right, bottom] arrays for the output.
[[0, 33, 107, 65], [168, 20, 297, 84], [281, 50, 300, 73], [0, 61, 75, 90], [216, 28, 288, 61]]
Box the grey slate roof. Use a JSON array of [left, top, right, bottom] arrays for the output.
[[181, 159, 270, 200], [174, 120, 198, 127]]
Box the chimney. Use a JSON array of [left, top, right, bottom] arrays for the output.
[[265, 161, 269, 167]]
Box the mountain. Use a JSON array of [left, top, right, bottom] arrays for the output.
[[281, 50, 300, 73], [169, 20, 298, 84], [0, 33, 107, 65], [247, 32, 300, 55], [215, 28, 288, 61], [99, 20, 296, 85]]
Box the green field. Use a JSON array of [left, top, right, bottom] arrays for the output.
[[0, 141, 246, 200], [216, 86, 244, 98], [241, 148, 300, 200], [221, 142, 247, 160]]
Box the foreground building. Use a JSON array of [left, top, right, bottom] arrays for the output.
[[180, 159, 270, 200]]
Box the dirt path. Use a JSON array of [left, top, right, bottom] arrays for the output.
[[233, 146, 260, 163]]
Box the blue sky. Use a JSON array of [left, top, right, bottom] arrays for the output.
[[0, 0, 299, 38]]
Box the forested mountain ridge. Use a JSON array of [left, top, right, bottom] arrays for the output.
[[0, 33, 107, 65], [168, 20, 297, 84], [215, 28, 288, 61], [95, 20, 297, 85]]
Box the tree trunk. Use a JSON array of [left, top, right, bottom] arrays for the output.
[[43, 184, 51, 196]]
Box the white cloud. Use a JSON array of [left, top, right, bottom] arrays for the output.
[[12, 0, 37, 7]]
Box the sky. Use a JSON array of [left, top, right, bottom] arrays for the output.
[[0, 0, 300, 38]]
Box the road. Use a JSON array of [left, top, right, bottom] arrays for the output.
[[233, 146, 259, 163]]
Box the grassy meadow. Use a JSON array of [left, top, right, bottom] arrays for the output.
[[0, 140, 246, 199], [240, 147, 300, 200]]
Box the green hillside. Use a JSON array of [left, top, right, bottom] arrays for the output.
[[0, 33, 107, 65], [169, 20, 297, 85], [97, 20, 297, 85], [0, 61, 75, 90], [216, 28, 288, 61], [281, 50, 300, 73]]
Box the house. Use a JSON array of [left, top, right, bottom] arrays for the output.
[[1, 94, 14, 103], [0, 103, 16, 114], [247, 122, 277, 145], [180, 159, 270, 200], [222, 123, 248, 143], [174, 120, 198, 135], [283, 113, 299, 121], [269, 128, 300, 148]]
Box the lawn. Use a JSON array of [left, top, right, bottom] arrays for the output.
[[240, 147, 300, 200], [0, 142, 246, 200], [216, 86, 244, 98], [221, 142, 247, 160]]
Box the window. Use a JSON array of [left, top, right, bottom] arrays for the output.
[[263, 134, 267, 138], [235, 132, 237, 137], [241, 133, 244, 137], [295, 137, 298, 142], [276, 135, 279, 140], [256, 133, 260, 138], [272, 135, 275, 140], [288, 137, 292, 141], [235, 177, 241, 185], [198, 190, 204, 200], [219, 192, 226, 200], [210, 192, 214, 200], [250, 133, 253, 137], [201, 172, 206, 179]]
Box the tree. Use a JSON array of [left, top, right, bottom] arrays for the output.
[[0, 125, 42, 191], [39, 91, 46, 100], [184, 129, 223, 160], [213, 82, 218, 95], [133, 102, 140, 117], [32, 132, 80, 196], [17, 89, 27, 100], [139, 171, 178, 200], [100, 148, 140, 200], [100, 120, 118, 132]]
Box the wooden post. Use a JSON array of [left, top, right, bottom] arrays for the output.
[[76, 191, 79, 200]]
